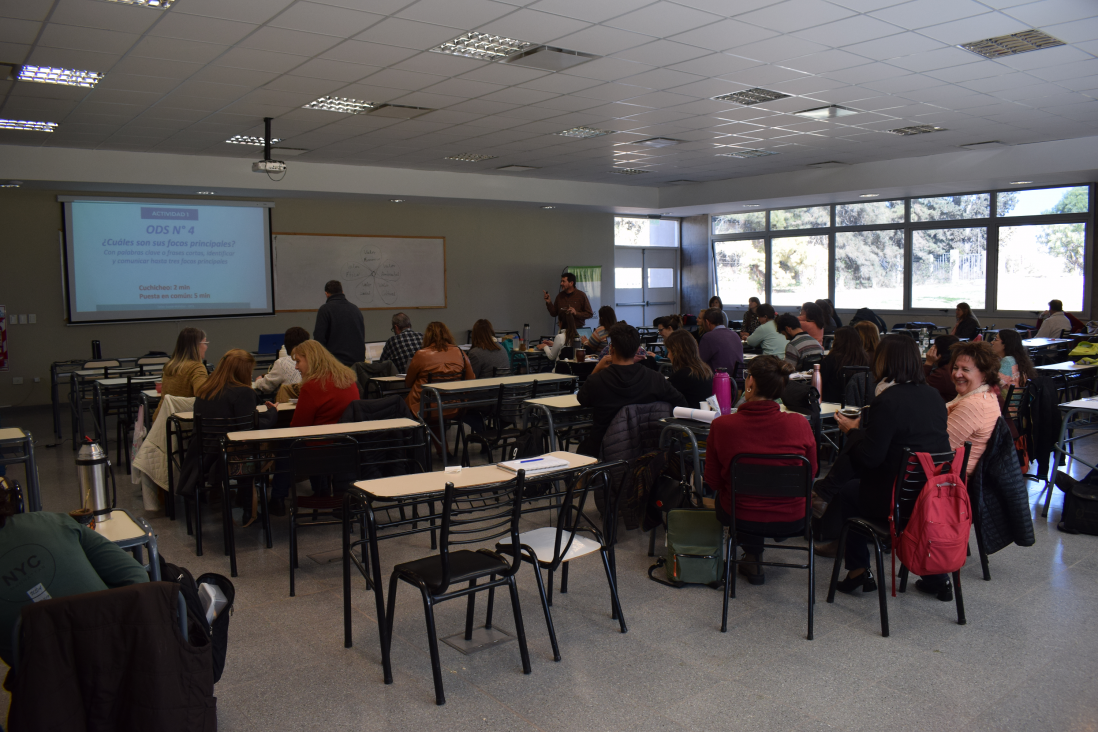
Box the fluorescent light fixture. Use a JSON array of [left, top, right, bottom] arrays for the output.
[[98, 0, 175, 7], [557, 126, 610, 138], [226, 135, 281, 145], [390, 199, 406, 203], [637, 137, 684, 147], [17, 65, 104, 88], [960, 29, 1064, 59], [505, 46, 597, 71], [859, 193, 880, 198], [743, 204, 761, 208], [304, 96, 375, 114], [611, 169, 649, 175], [431, 31, 534, 61], [367, 104, 433, 119], [496, 165, 538, 171], [888, 125, 946, 136], [716, 148, 778, 158], [1009, 181, 1033, 185], [712, 88, 790, 105], [541, 205, 556, 209], [196, 191, 216, 195], [0, 183, 21, 188], [794, 105, 858, 119], [0, 119, 57, 132], [445, 153, 497, 162]]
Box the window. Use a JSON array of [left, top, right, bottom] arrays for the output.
[[998, 186, 1088, 217], [615, 267, 641, 289], [836, 200, 904, 226], [998, 223, 1085, 311], [713, 212, 765, 235], [770, 206, 829, 230], [616, 217, 679, 246], [835, 230, 904, 310], [771, 236, 828, 307], [911, 194, 990, 222], [912, 228, 987, 309], [648, 268, 674, 288], [714, 240, 765, 304]]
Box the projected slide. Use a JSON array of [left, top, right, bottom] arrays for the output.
[[64, 199, 274, 323]]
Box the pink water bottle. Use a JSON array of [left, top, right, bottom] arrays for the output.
[[812, 363, 823, 396], [713, 367, 732, 415]]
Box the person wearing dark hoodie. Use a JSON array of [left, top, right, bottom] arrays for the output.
[[577, 322, 688, 456]]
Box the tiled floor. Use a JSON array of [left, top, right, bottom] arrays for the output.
[[3, 403, 1097, 731]]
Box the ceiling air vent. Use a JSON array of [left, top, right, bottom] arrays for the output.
[[712, 88, 790, 105], [716, 149, 778, 159], [504, 46, 598, 71], [959, 30, 1064, 59], [445, 153, 497, 162], [611, 168, 649, 175], [889, 125, 946, 136]]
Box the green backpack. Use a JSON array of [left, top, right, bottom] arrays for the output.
[[648, 509, 725, 588]]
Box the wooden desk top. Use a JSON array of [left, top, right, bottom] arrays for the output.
[[525, 394, 582, 409], [425, 373, 572, 392], [1060, 398, 1098, 411], [97, 376, 160, 387], [1024, 338, 1073, 347], [141, 390, 160, 398], [1037, 361, 1098, 371], [176, 402, 296, 421], [227, 417, 420, 442], [92, 509, 146, 542], [0, 428, 28, 442], [355, 451, 597, 499], [371, 375, 407, 383]]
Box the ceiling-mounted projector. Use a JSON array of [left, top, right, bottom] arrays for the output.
[[252, 159, 286, 173]]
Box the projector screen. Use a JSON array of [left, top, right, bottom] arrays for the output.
[[61, 197, 275, 324]]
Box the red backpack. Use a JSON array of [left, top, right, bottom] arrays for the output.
[[889, 451, 972, 596]]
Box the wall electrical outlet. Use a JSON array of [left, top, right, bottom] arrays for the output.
[[33, 377, 41, 383], [12, 377, 23, 385], [17, 314, 26, 324], [28, 314, 36, 324]]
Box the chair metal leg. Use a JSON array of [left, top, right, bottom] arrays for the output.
[[506, 576, 532, 676], [343, 496, 352, 648], [485, 576, 496, 630], [721, 534, 734, 632], [289, 504, 297, 597], [648, 526, 658, 557], [953, 570, 967, 625], [259, 478, 272, 549], [194, 496, 204, 557], [560, 561, 569, 594], [973, 525, 991, 581], [223, 482, 238, 578], [546, 568, 554, 607], [807, 535, 815, 641], [464, 579, 477, 641], [421, 592, 447, 706], [898, 565, 910, 593], [530, 563, 561, 661], [871, 535, 889, 638], [598, 550, 627, 634], [826, 524, 850, 603], [184, 496, 194, 536]]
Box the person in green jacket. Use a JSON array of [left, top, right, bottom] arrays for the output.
[[742, 304, 787, 357], [0, 480, 149, 665]]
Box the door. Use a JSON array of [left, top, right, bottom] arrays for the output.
[[614, 247, 679, 327]]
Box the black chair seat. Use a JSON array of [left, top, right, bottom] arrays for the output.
[[396, 549, 508, 590]]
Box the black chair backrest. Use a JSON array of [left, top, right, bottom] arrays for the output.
[[729, 454, 813, 539], [840, 365, 872, 408], [496, 381, 538, 426], [822, 334, 835, 351], [436, 472, 527, 594], [193, 413, 256, 457], [891, 444, 970, 533], [493, 366, 512, 377], [799, 352, 824, 370], [289, 435, 360, 477]]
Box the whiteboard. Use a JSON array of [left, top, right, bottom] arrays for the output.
[[273, 234, 446, 311]]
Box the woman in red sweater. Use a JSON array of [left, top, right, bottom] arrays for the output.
[[266, 340, 360, 512], [704, 356, 817, 586]]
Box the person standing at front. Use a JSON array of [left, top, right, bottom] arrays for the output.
[[543, 272, 593, 329], [313, 280, 365, 367]]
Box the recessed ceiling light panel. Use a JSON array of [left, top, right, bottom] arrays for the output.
[[196, 191, 216, 195], [390, 199, 406, 203], [541, 205, 556, 209], [445, 153, 497, 162], [431, 31, 534, 61], [557, 126, 611, 138], [0, 183, 22, 188], [859, 193, 880, 198], [226, 134, 281, 145], [888, 125, 946, 136], [959, 29, 1064, 59], [794, 105, 858, 119], [1009, 181, 1033, 185], [304, 96, 374, 114], [497, 165, 538, 171], [743, 204, 761, 208], [716, 148, 778, 158], [0, 119, 56, 132], [99, 0, 174, 7], [17, 65, 104, 88], [611, 169, 649, 175], [712, 87, 790, 106]]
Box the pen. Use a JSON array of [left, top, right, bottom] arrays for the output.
[[520, 458, 544, 463]]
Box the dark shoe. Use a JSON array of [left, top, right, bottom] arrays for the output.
[[811, 491, 829, 519], [836, 569, 876, 594], [915, 578, 953, 602], [813, 540, 839, 558], [268, 498, 286, 517], [738, 553, 765, 585]]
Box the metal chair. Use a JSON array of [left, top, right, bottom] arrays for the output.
[[840, 366, 873, 409], [496, 465, 624, 661], [826, 443, 971, 637], [424, 371, 472, 463], [462, 381, 540, 464], [722, 454, 815, 639], [288, 436, 360, 597], [385, 472, 532, 706]]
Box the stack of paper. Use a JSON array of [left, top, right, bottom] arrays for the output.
[[672, 407, 719, 423], [498, 455, 571, 475]]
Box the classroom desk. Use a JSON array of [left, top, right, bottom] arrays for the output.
[[92, 508, 161, 581], [91, 376, 161, 472], [420, 373, 576, 467], [1023, 338, 1073, 348], [1049, 398, 1098, 517], [1036, 361, 1098, 372], [0, 428, 42, 512], [522, 394, 591, 451], [342, 451, 598, 682], [368, 375, 410, 399]]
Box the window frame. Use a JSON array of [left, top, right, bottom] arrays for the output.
[[710, 183, 1095, 318]]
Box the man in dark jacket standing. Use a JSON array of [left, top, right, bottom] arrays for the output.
[[314, 280, 365, 366], [577, 322, 687, 455]]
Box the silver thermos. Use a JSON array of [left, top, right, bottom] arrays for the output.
[[76, 439, 112, 522]]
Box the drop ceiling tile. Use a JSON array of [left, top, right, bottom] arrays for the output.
[[237, 88, 318, 109], [0, 0, 54, 22], [460, 113, 526, 128], [155, 93, 225, 112], [916, 12, 1031, 45], [820, 63, 909, 84], [268, 2, 383, 36], [841, 32, 945, 61], [0, 42, 30, 63], [459, 63, 550, 85], [784, 49, 872, 73], [417, 110, 487, 125], [561, 56, 654, 83], [720, 35, 831, 64], [665, 54, 760, 79], [392, 52, 488, 77], [397, 0, 515, 28], [519, 72, 601, 94], [861, 73, 944, 93], [605, 2, 722, 37], [922, 61, 1004, 83], [192, 66, 282, 86], [291, 57, 379, 82], [0, 18, 39, 45], [617, 68, 703, 92], [390, 90, 468, 107], [532, 94, 605, 111], [329, 83, 405, 102], [217, 47, 310, 74], [26, 48, 124, 72], [447, 98, 520, 114], [735, 0, 856, 33], [527, 0, 653, 24], [355, 18, 464, 50], [37, 24, 140, 54], [421, 77, 504, 98], [87, 89, 163, 106], [1028, 58, 1098, 83], [239, 27, 342, 56], [172, 80, 249, 100], [475, 8, 590, 42], [870, 0, 990, 28], [620, 90, 698, 108], [361, 68, 446, 91], [9, 81, 89, 101], [768, 75, 848, 95], [549, 24, 654, 56], [615, 40, 709, 66], [572, 82, 650, 102], [619, 108, 694, 125], [886, 46, 982, 72], [1042, 16, 1098, 43], [794, 14, 905, 47], [172, 0, 295, 24], [993, 44, 1092, 71], [109, 57, 204, 80], [480, 86, 559, 104], [320, 41, 418, 67], [1005, 0, 1098, 26], [668, 19, 779, 52], [94, 73, 181, 94], [719, 64, 811, 85], [148, 13, 257, 45], [130, 37, 229, 64]]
